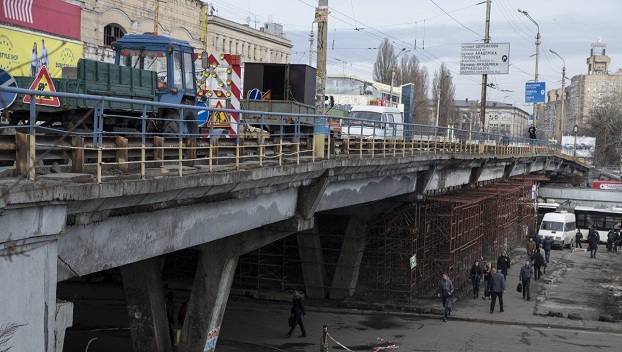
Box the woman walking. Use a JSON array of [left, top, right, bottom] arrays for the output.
[[482, 262, 492, 300], [470, 260, 483, 298]]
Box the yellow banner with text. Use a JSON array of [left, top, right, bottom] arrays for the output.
[[0, 26, 83, 78]]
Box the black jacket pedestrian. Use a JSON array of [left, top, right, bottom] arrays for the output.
[[532, 252, 545, 267], [470, 265, 483, 283], [575, 230, 583, 244], [497, 255, 510, 276], [528, 126, 537, 139], [490, 271, 506, 292], [588, 230, 600, 248], [287, 292, 307, 337], [542, 237, 553, 251]]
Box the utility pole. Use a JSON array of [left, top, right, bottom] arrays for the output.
[[479, 0, 491, 133], [314, 0, 328, 158], [308, 29, 314, 66], [315, 0, 328, 115], [154, 0, 160, 34], [519, 9, 541, 128], [559, 65, 566, 140]]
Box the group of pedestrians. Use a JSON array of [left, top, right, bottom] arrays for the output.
[[438, 244, 550, 322]]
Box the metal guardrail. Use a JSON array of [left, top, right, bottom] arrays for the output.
[[0, 86, 561, 183]]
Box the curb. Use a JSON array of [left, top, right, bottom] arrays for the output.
[[228, 298, 622, 334]]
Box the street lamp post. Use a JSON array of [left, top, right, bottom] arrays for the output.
[[573, 124, 578, 159], [549, 49, 566, 141], [518, 9, 540, 128], [389, 48, 407, 107]]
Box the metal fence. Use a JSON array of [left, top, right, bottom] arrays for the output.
[[0, 86, 561, 182]]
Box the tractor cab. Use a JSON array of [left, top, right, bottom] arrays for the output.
[[112, 33, 204, 106], [112, 33, 207, 135]]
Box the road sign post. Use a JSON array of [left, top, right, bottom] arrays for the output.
[[0, 68, 18, 111], [460, 43, 510, 75], [525, 82, 546, 103]]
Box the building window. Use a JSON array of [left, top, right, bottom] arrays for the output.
[[104, 24, 126, 46]]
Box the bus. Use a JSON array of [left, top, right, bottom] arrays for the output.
[[537, 202, 560, 226], [574, 206, 622, 243]]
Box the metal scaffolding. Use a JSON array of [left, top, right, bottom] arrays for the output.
[[232, 179, 541, 302]]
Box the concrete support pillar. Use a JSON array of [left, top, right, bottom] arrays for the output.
[[330, 215, 367, 299], [297, 221, 326, 298], [178, 242, 238, 352], [120, 258, 172, 352]]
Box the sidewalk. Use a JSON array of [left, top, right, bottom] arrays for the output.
[[228, 246, 622, 334]]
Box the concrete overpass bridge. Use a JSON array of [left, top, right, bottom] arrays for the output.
[[0, 85, 591, 352], [0, 148, 587, 352]]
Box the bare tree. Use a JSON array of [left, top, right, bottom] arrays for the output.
[[372, 38, 395, 85], [431, 64, 455, 126], [397, 55, 430, 124], [0, 323, 25, 352], [585, 93, 622, 170]]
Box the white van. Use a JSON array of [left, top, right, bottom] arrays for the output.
[[342, 105, 404, 139], [538, 211, 576, 248]]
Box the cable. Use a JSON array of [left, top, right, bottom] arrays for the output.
[[429, 0, 483, 38]]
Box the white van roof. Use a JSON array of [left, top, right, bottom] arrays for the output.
[[350, 105, 401, 113]]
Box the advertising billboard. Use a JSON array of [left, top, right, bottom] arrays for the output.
[[0, 25, 83, 78], [0, 0, 81, 39], [561, 135, 595, 159]]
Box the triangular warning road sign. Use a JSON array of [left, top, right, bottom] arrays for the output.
[[211, 101, 230, 127], [23, 66, 60, 107]]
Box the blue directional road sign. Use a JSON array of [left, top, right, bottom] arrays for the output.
[[0, 68, 18, 110], [196, 101, 209, 125], [525, 81, 546, 103]]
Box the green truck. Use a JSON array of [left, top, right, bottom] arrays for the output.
[[6, 33, 205, 135]]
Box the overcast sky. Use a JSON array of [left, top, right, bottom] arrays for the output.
[[207, 0, 622, 106]]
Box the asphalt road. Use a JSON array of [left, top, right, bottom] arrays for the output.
[[218, 307, 622, 352], [60, 245, 622, 352]]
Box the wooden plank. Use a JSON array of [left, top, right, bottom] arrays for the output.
[[15, 133, 28, 177], [153, 136, 164, 167], [186, 138, 196, 167], [116, 136, 129, 173], [72, 136, 85, 173]]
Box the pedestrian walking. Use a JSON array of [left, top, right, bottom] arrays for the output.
[[519, 260, 533, 300], [527, 123, 536, 140], [497, 251, 511, 278], [532, 249, 545, 280], [575, 229, 583, 249], [482, 262, 492, 300], [607, 228, 615, 252], [437, 273, 454, 322], [525, 237, 536, 259], [469, 261, 483, 299], [285, 291, 306, 338], [542, 236, 553, 263], [535, 234, 543, 251], [614, 229, 621, 252], [588, 227, 600, 258], [489, 267, 505, 314]]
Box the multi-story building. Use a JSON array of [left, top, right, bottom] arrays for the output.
[[546, 38, 622, 140], [82, 0, 291, 64], [453, 99, 530, 137], [204, 15, 291, 64], [0, 0, 292, 76]]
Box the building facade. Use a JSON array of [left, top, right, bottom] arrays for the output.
[[545, 38, 622, 140], [204, 15, 291, 64], [453, 100, 530, 138], [81, 0, 291, 64]]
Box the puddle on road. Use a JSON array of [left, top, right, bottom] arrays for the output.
[[358, 315, 405, 330]]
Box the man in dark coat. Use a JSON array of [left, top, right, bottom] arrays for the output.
[[575, 230, 583, 249], [588, 227, 600, 258], [497, 251, 511, 278], [286, 291, 306, 338], [542, 236, 553, 263], [519, 260, 534, 300], [607, 228, 615, 252], [532, 249, 545, 280], [489, 267, 506, 314]]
